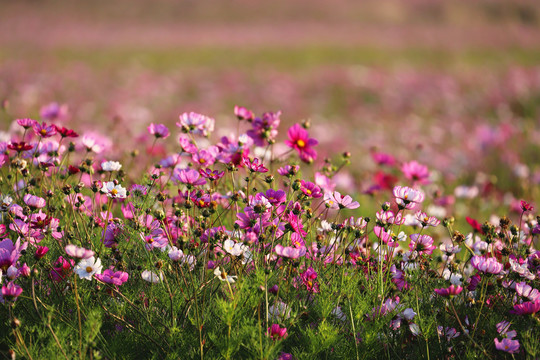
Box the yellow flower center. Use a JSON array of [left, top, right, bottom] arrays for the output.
[[199, 158, 206, 164], [86, 266, 93, 273], [111, 189, 118, 196], [40, 129, 47, 135], [296, 139, 305, 148], [305, 189, 312, 195]]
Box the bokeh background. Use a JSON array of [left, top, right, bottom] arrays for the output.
[[2, 0, 540, 200]]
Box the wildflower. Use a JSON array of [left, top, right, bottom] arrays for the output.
[[415, 211, 440, 227], [214, 267, 237, 283], [520, 200, 534, 212], [177, 112, 215, 136], [393, 186, 425, 209], [16, 118, 37, 129], [130, 184, 148, 197], [285, 123, 318, 163], [223, 239, 246, 257], [40, 102, 68, 121], [494, 338, 520, 354], [324, 191, 360, 210], [168, 246, 184, 261], [100, 181, 127, 199], [299, 180, 322, 198], [95, 268, 129, 286], [0, 238, 26, 271], [371, 151, 396, 166], [7, 141, 33, 153], [81, 133, 111, 154], [300, 267, 319, 293], [141, 270, 163, 283], [434, 285, 463, 297], [23, 194, 46, 209], [409, 234, 436, 255], [437, 326, 460, 342], [55, 126, 79, 138], [234, 105, 254, 121], [32, 121, 57, 138], [101, 161, 122, 172], [147, 123, 170, 139], [247, 111, 281, 146], [401, 161, 430, 184], [263, 188, 286, 206], [0, 195, 13, 212], [199, 168, 225, 181], [241, 155, 268, 173], [74, 256, 103, 280], [1, 282, 23, 302], [34, 246, 49, 260], [470, 256, 503, 275], [172, 168, 207, 187], [267, 324, 288, 340], [515, 282, 540, 302], [65, 244, 94, 259], [277, 164, 299, 177], [50, 256, 75, 282], [275, 244, 306, 259], [510, 299, 540, 315]]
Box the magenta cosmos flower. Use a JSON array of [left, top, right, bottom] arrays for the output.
[[95, 268, 129, 286], [23, 194, 46, 209], [285, 123, 318, 163], [434, 285, 463, 297], [470, 256, 503, 275], [401, 161, 430, 184], [0, 238, 26, 271], [494, 338, 520, 354], [177, 112, 215, 137], [234, 105, 254, 121], [147, 123, 170, 139], [172, 168, 207, 187], [510, 299, 540, 315], [1, 282, 23, 302], [267, 324, 288, 340], [32, 121, 57, 138], [409, 234, 436, 255]]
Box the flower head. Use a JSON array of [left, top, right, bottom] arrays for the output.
[[285, 123, 318, 163], [100, 181, 127, 199], [1, 281, 23, 302], [494, 338, 520, 354], [214, 267, 237, 283], [101, 161, 122, 172], [147, 123, 170, 139], [267, 324, 288, 340], [65, 244, 94, 259], [95, 268, 129, 286], [74, 256, 103, 280], [177, 112, 215, 137], [393, 186, 425, 209]]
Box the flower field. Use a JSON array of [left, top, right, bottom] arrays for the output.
[[2, 1, 540, 359]]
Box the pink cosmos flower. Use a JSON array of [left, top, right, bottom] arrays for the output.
[[401, 161, 430, 184], [50, 256, 75, 282], [494, 338, 520, 354], [147, 123, 170, 139], [95, 268, 129, 286], [247, 111, 281, 146], [65, 244, 94, 259], [40, 102, 68, 121], [55, 126, 79, 138], [371, 151, 396, 166], [409, 234, 436, 255], [199, 168, 225, 181], [1, 282, 23, 302], [434, 285, 463, 297], [234, 105, 254, 121], [510, 299, 540, 315], [32, 121, 57, 138], [277, 164, 299, 177], [515, 282, 540, 302], [0, 238, 26, 271], [267, 324, 288, 340], [275, 244, 306, 259], [470, 256, 503, 275], [35, 246, 49, 260], [373, 226, 398, 248], [172, 168, 207, 187], [23, 194, 46, 209], [414, 211, 440, 227], [241, 155, 268, 173], [324, 191, 360, 210], [285, 123, 318, 163], [300, 267, 319, 293], [16, 118, 37, 129], [393, 186, 425, 209], [177, 112, 215, 137], [300, 180, 322, 198]]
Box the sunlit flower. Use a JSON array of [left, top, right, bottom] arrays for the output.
[[267, 324, 288, 340], [393, 186, 425, 209], [101, 161, 122, 172], [214, 267, 237, 283], [74, 256, 103, 280], [65, 244, 94, 259], [100, 181, 127, 199], [434, 285, 463, 297], [470, 256, 503, 275], [95, 268, 129, 286], [285, 123, 318, 163]]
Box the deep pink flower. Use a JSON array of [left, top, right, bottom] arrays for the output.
[[373, 226, 398, 248], [401, 161, 430, 184], [241, 155, 268, 173], [267, 324, 288, 340], [50, 256, 75, 282], [263, 189, 286, 206], [8, 141, 33, 153], [285, 123, 318, 163], [247, 111, 281, 146], [277, 165, 299, 177], [35, 246, 49, 260], [172, 168, 207, 187], [371, 151, 396, 166], [55, 126, 79, 138], [300, 180, 322, 198], [147, 123, 170, 139], [16, 118, 37, 129], [0, 238, 26, 271], [494, 338, 520, 354], [95, 268, 129, 286], [510, 299, 540, 315], [300, 267, 319, 293], [434, 285, 463, 297], [32, 121, 57, 138], [192, 147, 218, 166], [520, 200, 534, 212], [1, 282, 23, 302], [199, 168, 225, 181]]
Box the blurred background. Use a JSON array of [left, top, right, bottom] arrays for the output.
[[2, 0, 540, 200]]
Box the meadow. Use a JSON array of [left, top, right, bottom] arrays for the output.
[[1, 1, 540, 359]]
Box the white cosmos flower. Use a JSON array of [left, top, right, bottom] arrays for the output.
[[141, 270, 163, 283], [214, 267, 237, 283], [223, 239, 245, 257], [101, 161, 122, 172], [101, 181, 127, 199], [74, 256, 103, 280]]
